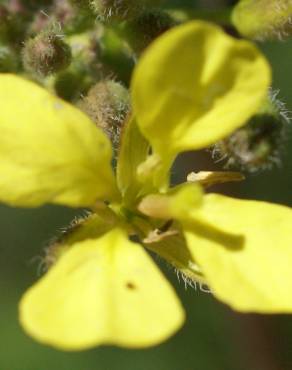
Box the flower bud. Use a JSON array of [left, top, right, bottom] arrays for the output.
[[78, 80, 130, 151], [22, 26, 72, 77], [232, 0, 292, 40], [90, 0, 143, 22], [122, 9, 176, 54], [212, 91, 290, 173]]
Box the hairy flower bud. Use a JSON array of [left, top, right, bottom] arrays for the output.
[[78, 80, 130, 151], [22, 26, 72, 77], [212, 91, 290, 173], [232, 0, 292, 40], [122, 9, 176, 54], [90, 0, 143, 22]]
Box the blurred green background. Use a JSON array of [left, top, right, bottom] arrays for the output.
[[1, 2, 292, 370]]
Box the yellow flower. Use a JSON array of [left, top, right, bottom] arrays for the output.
[[2, 20, 290, 352], [232, 0, 292, 40]]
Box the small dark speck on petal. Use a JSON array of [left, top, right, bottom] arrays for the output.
[[126, 282, 136, 290]]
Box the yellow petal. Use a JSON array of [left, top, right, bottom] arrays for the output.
[[0, 74, 119, 207], [232, 0, 292, 40], [132, 21, 271, 158], [20, 228, 184, 350], [185, 194, 292, 313]]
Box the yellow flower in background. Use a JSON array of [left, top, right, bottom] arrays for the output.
[[232, 0, 292, 40], [1, 20, 291, 352]]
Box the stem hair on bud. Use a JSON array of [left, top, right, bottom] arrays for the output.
[[90, 0, 143, 22]]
